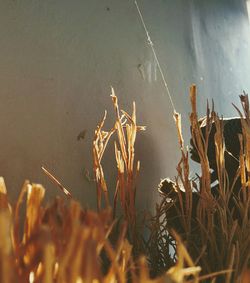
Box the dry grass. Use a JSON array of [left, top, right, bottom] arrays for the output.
[[0, 88, 202, 283], [0, 86, 249, 282], [150, 85, 250, 282], [0, 178, 200, 283]]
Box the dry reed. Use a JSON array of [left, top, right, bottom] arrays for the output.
[[1, 86, 248, 282], [150, 85, 250, 282], [0, 88, 202, 283]]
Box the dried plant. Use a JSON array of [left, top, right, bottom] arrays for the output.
[[0, 88, 207, 283], [2, 86, 249, 282], [92, 88, 145, 244], [150, 85, 250, 282], [0, 176, 204, 283]]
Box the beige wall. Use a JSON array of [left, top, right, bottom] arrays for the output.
[[0, 0, 250, 211]]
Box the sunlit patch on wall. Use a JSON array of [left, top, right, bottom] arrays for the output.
[[247, 0, 250, 24]]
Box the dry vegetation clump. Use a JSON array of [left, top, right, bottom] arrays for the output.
[[0, 86, 249, 282], [0, 88, 201, 283], [149, 85, 250, 282], [0, 178, 201, 283]]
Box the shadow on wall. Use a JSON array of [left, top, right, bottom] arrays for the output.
[[135, 131, 166, 213]]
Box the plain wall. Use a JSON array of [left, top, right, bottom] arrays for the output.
[[0, 0, 250, 211]]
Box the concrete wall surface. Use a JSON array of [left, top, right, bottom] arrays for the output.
[[0, 0, 249, 211]]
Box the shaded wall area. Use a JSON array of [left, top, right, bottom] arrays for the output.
[[0, 0, 249, 211]]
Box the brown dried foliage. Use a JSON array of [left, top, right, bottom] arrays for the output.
[[92, 88, 145, 235], [0, 89, 202, 283], [149, 85, 250, 282]]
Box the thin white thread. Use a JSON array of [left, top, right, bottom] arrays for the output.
[[135, 0, 176, 112]]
